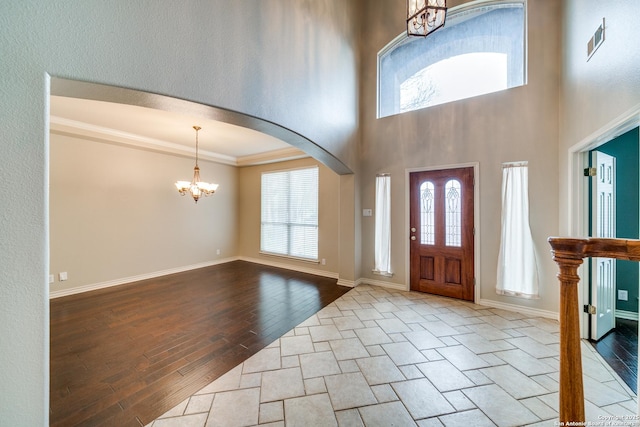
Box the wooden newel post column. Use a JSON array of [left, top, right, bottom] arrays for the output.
[[548, 237, 586, 424]]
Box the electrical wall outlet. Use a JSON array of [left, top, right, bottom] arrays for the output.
[[216, 249, 221, 255], [618, 289, 628, 301], [49, 274, 54, 284], [59, 272, 68, 281], [321, 258, 326, 265]]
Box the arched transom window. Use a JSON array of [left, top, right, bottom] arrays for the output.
[[378, 1, 526, 118]]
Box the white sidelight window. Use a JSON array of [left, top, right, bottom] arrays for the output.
[[496, 161, 539, 298], [261, 166, 318, 260], [373, 174, 392, 276]]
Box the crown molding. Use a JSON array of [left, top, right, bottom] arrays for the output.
[[49, 116, 306, 166], [236, 147, 308, 167], [50, 116, 237, 165]]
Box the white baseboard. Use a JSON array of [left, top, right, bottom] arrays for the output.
[[49, 257, 240, 299], [337, 278, 357, 288], [358, 277, 407, 291], [50, 259, 564, 325], [358, 282, 559, 320], [477, 298, 559, 321], [616, 310, 639, 321], [238, 256, 339, 280]]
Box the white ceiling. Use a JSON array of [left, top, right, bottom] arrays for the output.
[[50, 96, 307, 166]]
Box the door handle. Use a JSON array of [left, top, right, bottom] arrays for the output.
[[411, 227, 416, 232], [411, 236, 416, 240]]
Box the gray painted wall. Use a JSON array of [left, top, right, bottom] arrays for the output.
[[559, 0, 640, 333], [559, 0, 640, 232], [3, 0, 640, 424], [0, 1, 359, 424], [358, 0, 561, 313]]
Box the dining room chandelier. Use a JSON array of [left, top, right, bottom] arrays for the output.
[[407, 0, 447, 37], [175, 125, 219, 203]]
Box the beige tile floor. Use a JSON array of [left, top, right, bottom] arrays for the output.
[[147, 285, 638, 427]]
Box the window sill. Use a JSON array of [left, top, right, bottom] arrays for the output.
[[259, 251, 319, 264]]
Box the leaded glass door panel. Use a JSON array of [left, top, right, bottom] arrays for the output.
[[409, 167, 474, 301]]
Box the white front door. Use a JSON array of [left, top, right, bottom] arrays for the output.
[[591, 151, 616, 340]]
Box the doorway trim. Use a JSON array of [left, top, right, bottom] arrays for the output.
[[405, 162, 480, 301], [567, 103, 640, 339]]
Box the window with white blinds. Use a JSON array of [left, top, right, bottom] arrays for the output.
[[261, 166, 319, 260]]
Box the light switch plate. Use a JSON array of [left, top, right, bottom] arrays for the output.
[[363, 209, 372, 217], [618, 289, 628, 301]]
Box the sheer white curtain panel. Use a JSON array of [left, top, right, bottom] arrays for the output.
[[496, 162, 539, 298], [374, 174, 392, 276]]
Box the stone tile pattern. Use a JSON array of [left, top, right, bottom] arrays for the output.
[[147, 285, 637, 427]]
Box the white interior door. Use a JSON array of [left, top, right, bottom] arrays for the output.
[[591, 151, 616, 340]]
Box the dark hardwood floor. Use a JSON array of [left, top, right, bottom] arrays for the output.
[[591, 318, 638, 393], [50, 261, 351, 426]]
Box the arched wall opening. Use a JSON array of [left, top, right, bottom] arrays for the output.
[[49, 78, 357, 298]]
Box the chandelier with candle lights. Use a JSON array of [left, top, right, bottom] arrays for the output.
[[175, 125, 218, 203], [407, 0, 447, 37]]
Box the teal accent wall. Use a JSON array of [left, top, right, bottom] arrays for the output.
[[593, 127, 640, 313]]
